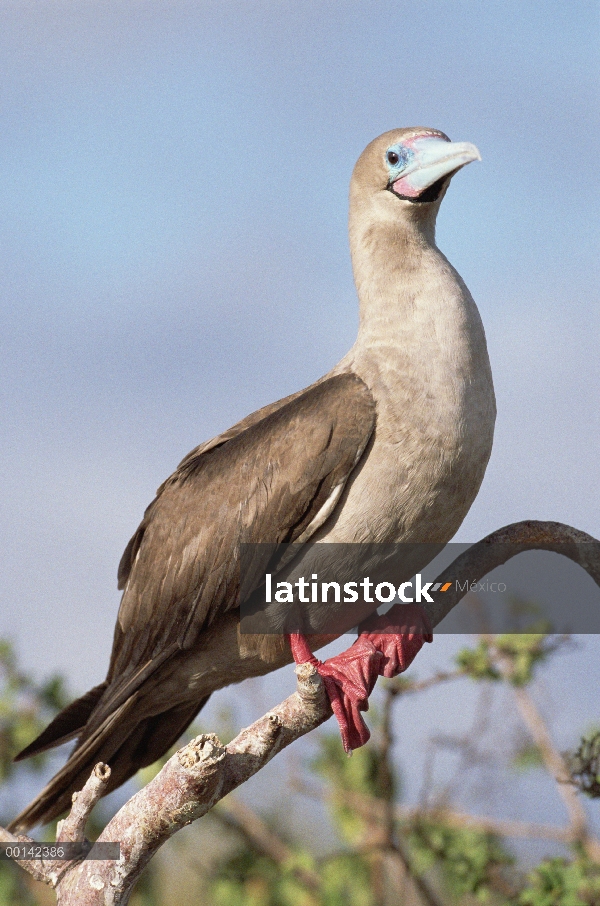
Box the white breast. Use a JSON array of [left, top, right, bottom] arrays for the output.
[[322, 243, 496, 545]]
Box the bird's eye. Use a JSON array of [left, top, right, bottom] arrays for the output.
[[387, 150, 400, 166]]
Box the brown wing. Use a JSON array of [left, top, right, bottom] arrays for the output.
[[106, 373, 375, 700], [116, 380, 320, 588], [161, 383, 314, 477]]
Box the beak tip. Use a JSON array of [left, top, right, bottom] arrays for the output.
[[465, 143, 482, 163]]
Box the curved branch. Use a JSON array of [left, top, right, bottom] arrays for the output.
[[424, 520, 600, 628]]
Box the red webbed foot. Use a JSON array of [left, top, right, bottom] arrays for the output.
[[287, 603, 433, 753]]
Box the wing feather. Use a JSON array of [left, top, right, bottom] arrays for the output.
[[107, 373, 375, 700]]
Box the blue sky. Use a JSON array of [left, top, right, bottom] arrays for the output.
[[1, 0, 599, 841]]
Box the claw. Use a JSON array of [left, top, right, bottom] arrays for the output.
[[287, 604, 432, 753]]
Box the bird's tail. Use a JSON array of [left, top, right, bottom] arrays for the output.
[[9, 691, 209, 832], [14, 682, 108, 761]]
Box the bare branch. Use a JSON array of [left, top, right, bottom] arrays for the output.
[[51, 661, 329, 904], [513, 683, 599, 857], [57, 763, 111, 844], [0, 826, 55, 885], [424, 520, 600, 628]]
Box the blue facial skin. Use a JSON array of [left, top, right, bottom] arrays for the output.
[[384, 144, 412, 182]]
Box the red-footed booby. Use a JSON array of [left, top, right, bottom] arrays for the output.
[[10, 128, 495, 831]]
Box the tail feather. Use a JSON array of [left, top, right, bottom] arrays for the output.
[[14, 682, 108, 761], [9, 695, 209, 832]]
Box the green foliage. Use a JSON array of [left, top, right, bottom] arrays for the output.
[[494, 635, 557, 687], [408, 819, 513, 902], [0, 862, 41, 906], [0, 640, 67, 903], [210, 847, 373, 906], [0, 639, 69, 787], [312, 718, 394, 801], [568, 731, 600, 799], [311, 726, 396, 843], [513, 743, 545, 772], [518, 853, 600, 906], [211, 849, 313, 906], [317, 854, 373, 906], [455, 640, 502, 682], [456, 634, 563, 687]]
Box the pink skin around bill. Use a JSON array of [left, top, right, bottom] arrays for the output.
[[391, 131, 448, 198]]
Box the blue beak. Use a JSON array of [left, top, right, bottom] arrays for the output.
[[390, 136, 481, 199]]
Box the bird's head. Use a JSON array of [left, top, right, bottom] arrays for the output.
[[350, 127, 480, 235]]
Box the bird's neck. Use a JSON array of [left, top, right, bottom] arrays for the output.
[[346, 213, 493, 401], [350, 214, 441, 337]]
